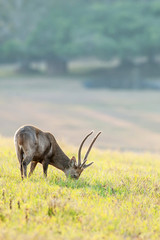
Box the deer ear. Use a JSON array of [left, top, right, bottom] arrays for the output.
[[70, 156, 76, 167]]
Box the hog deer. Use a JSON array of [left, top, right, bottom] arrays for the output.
[[14, 126, 101, 179]]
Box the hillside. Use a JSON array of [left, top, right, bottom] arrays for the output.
[[0, 137, 160, 240], [1, 77, 160, 152]]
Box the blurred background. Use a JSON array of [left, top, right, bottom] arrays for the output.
[[0, 0, 160, 151]]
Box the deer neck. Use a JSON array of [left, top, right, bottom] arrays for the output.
[[51, 144, 70, 172]]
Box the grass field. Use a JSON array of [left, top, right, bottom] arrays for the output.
[[1, 75, 160, 151], [0, 137, 160, 240]]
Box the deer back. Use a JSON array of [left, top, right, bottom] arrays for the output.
[[15, 126, 54, 158], [14, 125, 70, 169]]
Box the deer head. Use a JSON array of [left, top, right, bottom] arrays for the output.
[[64, 131, 101, 179]]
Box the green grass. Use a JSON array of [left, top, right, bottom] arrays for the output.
[[0, 137, 160, 240]]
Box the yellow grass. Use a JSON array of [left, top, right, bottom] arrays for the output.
[[0, 137, 160, 240]]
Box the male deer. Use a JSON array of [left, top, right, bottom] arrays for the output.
[[14, 126, 101, 179]]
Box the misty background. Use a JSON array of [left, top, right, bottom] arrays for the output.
[[0, 0, 160, 151]]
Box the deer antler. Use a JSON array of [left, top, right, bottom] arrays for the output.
[[80, 131, 101, 169], [78, 131, 94, 166]]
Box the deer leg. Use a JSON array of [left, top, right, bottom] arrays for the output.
[[42, 160, 49, 177], [28, 161, 38, 177], [20, 162, 23, 180], [23, 156, 33, 178], [15, 145, 24, 180]]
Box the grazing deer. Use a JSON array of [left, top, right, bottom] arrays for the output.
[[14, 126, 101, 180]]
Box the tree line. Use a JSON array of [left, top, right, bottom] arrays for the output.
[[0, 0, 160, 74]]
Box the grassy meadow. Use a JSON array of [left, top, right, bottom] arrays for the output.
[[0, 137, 160, 240]]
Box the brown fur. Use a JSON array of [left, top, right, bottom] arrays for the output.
[[14, 126, 101, 179]]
